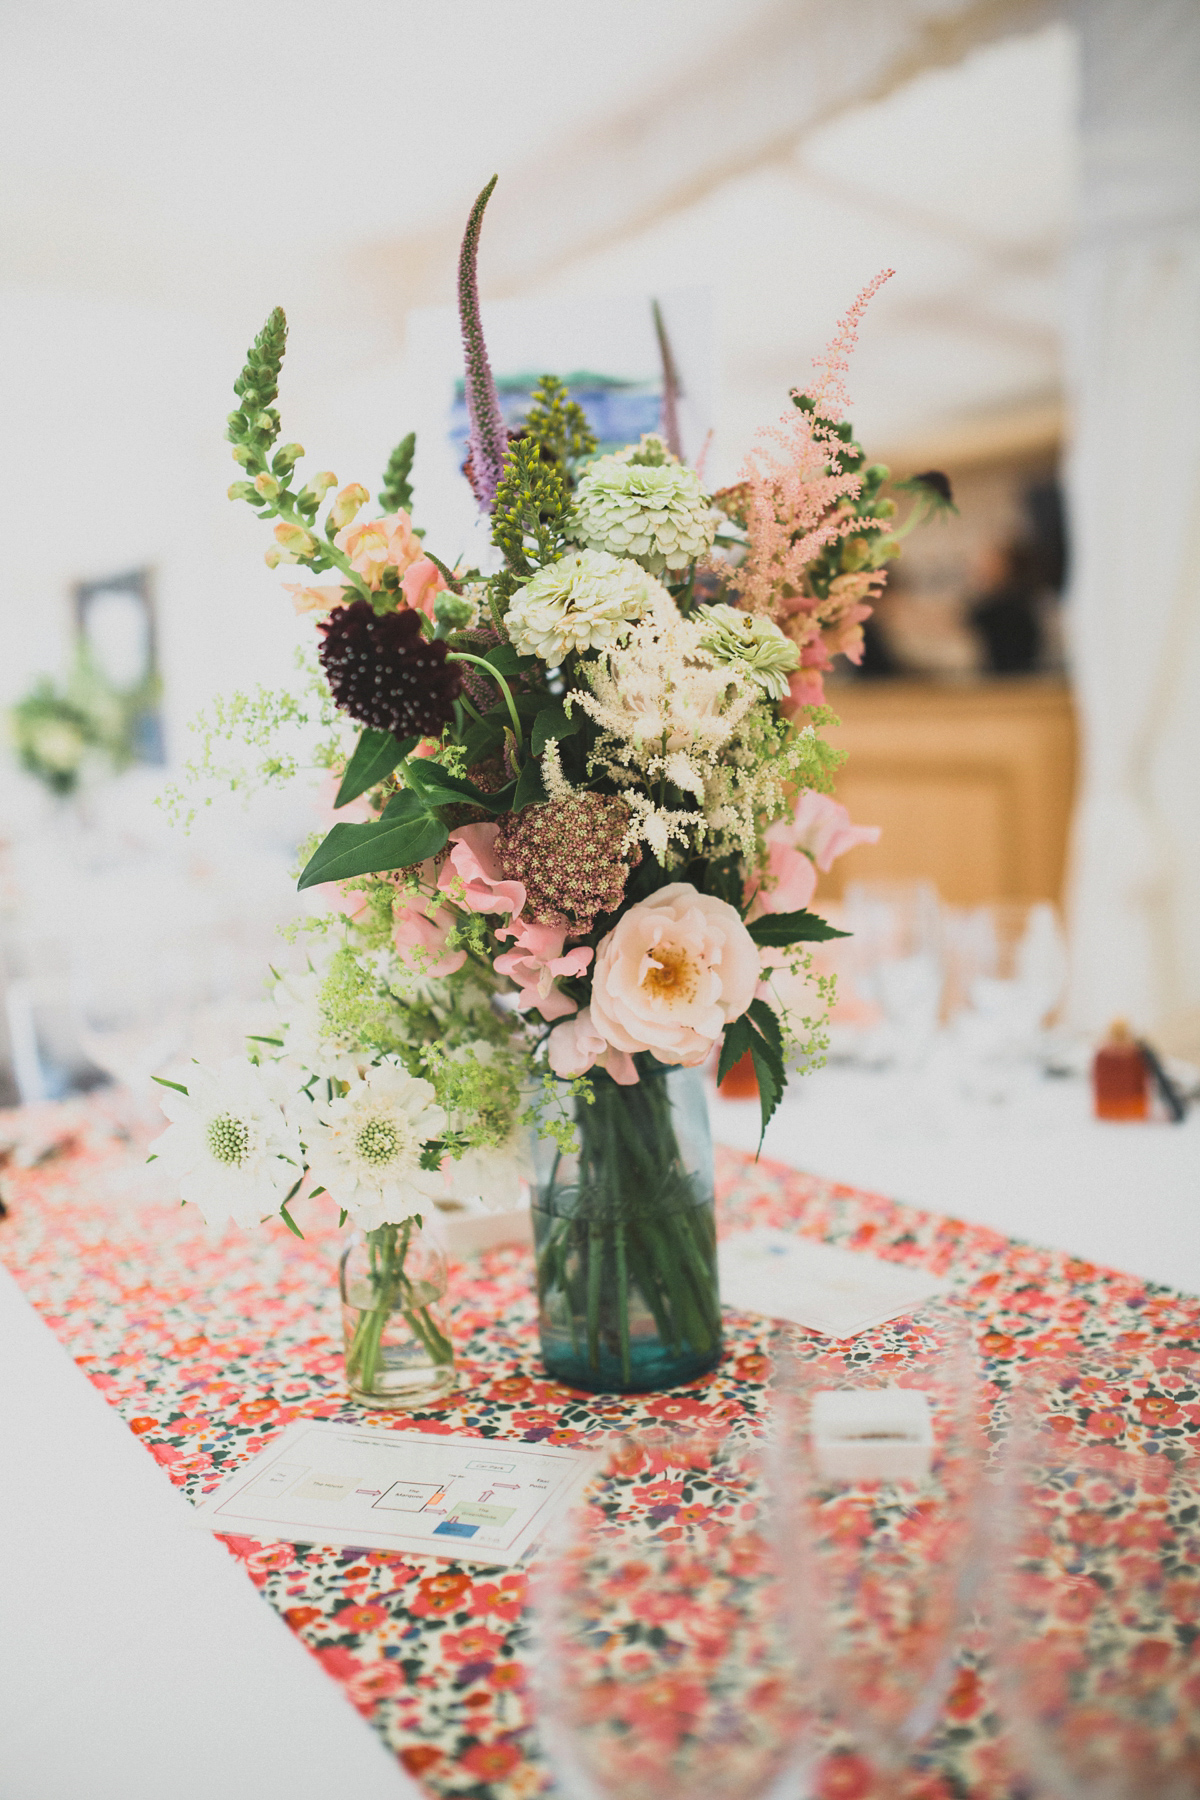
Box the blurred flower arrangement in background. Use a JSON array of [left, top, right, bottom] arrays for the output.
[[8, 646, 155, 797], [152, 177, 949, 1397]]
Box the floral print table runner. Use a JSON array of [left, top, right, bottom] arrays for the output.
[[2, 1114, 1198, 1799]]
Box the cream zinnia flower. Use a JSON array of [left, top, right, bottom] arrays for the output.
[[299, 1060, 446, 1230], [149, 1057, 303, 1227], [571, 456, 715, 576], [697, 602, 801, 700], [505, 550, 653, 665]]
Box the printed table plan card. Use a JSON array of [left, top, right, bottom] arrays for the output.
[[188, 1421, 593, 1568], [718, 1226, 951, 1339]]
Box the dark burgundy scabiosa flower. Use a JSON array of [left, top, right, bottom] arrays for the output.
[[496, 792, 641, 936], [318, 600, 462, 739]]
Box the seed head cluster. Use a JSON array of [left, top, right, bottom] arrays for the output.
[[496, 792, 641, 936]]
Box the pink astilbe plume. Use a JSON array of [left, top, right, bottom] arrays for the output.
[[721, 270, 894, 707], [807, 266, 894, 420]]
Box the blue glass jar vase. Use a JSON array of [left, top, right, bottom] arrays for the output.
[[531, 1061, 722, 1393]]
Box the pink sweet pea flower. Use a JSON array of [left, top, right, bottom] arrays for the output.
[[438, 824, 525, 920], [389, 856, 467, 975], [401, 556, 446, 618], [393, 887, 466, 976], [493, 921, 593, 1021], [752, 831, 818, 916], [749, 791, 879, 917], [547, 1008, 639, 1085], [789, 790, 881, 872]]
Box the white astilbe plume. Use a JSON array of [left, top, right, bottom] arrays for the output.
[[540, 735, 576, 803], [567, 588, 761, 859]]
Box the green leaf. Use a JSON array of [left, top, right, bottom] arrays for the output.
[[747, 908, 851, 946], [531, 701, 583, 757], [296, 794, 447, 889], [334, 730, 416, 808], [279, 1202, 305, 1239], [717, 1015, 755, 1087], [747, 998, 785, 1078], [404, 758, 511, 814], [481, 643, 536, 681], [513, 755, 547, 810], [151, 1075, 189, 1095], [750, 1040, 785, 1147]]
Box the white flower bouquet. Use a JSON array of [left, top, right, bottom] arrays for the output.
[[154, 178, 950, 1399]]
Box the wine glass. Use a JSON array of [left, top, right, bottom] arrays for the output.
[[774, 1307, 988, 1789], [992, 1368, 1200, 1798], [71, 930, 202, 1122], [841, 880, 944, 1068], [532, 1429, 813, 1800]]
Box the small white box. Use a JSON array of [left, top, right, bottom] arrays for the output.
[[811, 1388, 934, 1482]]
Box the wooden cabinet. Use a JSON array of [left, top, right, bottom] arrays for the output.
[[816, 678, 1077, 906]]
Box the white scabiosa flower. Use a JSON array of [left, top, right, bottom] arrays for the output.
[[697, 602, 801, 700], [299, 1060, 447, 1231], [441, 1130, 532, 1213], [505, 550, 654, 665], [571, 456, 715, 576], [148, 1058, 303, 1228]]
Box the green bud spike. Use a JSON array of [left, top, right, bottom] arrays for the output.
[[378, 431, 416, 513], [521, 373, 596, 474]]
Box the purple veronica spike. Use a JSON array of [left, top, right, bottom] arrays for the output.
[[458, 176, 507, 514]]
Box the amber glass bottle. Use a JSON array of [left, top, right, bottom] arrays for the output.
[[1092, 1020, 1149, 1121]]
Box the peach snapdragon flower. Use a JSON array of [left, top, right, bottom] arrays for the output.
[[334, 509, 424, 591]]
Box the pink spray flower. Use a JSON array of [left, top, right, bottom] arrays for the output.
[[589, 883, 759, 1068], [438, 824, 525, 920], [493, 921, 592, 1021], [547, 1008, 639, 1085]]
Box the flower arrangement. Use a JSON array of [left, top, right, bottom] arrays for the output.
[[9, 646, 154, 797], [152, 177, 950, 1398]]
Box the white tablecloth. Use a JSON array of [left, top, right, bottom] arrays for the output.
[[711, 1064, 1200, 1296]]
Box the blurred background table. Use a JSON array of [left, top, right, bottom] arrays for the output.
[[712, 1062, 1200, 1297]]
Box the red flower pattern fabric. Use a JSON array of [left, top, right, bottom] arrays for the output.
[[1, 1108, 1197, 1799]]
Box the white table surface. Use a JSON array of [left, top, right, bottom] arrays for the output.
[[3, 1066, 1197, 1798], [710, 1063, 1200, 1297], [0, 1264, 419, 1800]]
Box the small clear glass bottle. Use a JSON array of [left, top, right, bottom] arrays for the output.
[[339, 1219, 456, 1408]]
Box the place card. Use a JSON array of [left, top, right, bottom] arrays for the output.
[[811, 1387, 934, 1481], [188, 1420, 592, 1568], [717, 1226, 950, 1339]]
